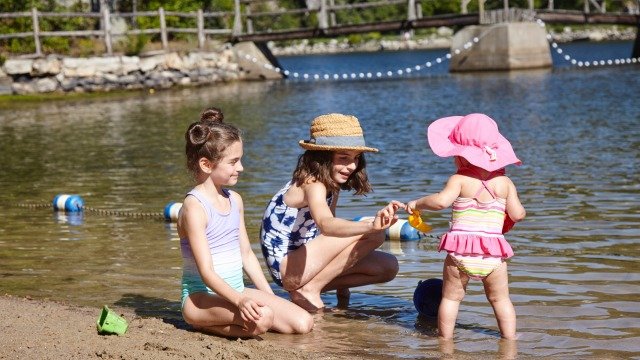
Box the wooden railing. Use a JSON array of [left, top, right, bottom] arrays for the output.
[[0, 0, 634, 58]]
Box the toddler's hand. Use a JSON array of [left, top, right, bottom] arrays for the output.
[[406, 200, 418, 214]]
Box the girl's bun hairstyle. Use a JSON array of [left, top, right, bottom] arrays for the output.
[[185, 106, 241, 178], [187, 123, 210, 146], [200, 107, 224, 123]]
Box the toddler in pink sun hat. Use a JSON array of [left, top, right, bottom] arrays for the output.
[[405, 113, 526, 340]]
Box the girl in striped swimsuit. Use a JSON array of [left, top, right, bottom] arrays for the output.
[[178, 107, 313, 338], [406, 113, 526, 340]]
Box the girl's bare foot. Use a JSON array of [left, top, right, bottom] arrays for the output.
[[336, 288, 351, 309], [289, 289, 324, 313]]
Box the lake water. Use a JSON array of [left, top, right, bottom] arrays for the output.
[[0, 40, 638, 359]]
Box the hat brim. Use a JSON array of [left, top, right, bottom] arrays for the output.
[[298, 141, 378, 153], [427, 116, 521, 172]]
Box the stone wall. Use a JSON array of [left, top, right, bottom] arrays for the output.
[[0, 43, 282, 95]]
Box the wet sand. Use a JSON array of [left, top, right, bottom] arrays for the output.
[[0, 294, 349, 360]]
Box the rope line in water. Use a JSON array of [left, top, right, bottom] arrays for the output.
[[82, 206, 166, 220], [14, 201, 444, 240], [536, 18, 639, 68], [15, 202, 166, 220], [238, 18, 639, 81]]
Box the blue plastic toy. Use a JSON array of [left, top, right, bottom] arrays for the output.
[[413, 278, 443, 317]]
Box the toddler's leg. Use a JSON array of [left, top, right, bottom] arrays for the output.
[[483, 262, 516, 339], [438, 254, 469, 339]]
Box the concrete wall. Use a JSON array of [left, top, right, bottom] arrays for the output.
[[450, 22, 552, 72]]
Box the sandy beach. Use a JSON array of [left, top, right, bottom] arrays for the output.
[[0, 294, 347, 360]]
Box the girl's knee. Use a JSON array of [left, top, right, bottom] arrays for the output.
[[253, 306, 275, 334], [379, 255, 399, 281], [486, 292, 511, 305], [181, 306, 202, 327], [292, 312, 314, 334], [442, 286, 466, 302]]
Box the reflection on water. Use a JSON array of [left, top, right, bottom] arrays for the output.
[[1, 42, 639, 358]]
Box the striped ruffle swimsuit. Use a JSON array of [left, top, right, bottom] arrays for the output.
[[439, 180, 514, 279], [180, 188, 244, 307]]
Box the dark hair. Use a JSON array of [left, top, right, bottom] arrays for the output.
[[185, 107, 242, 178], [292, 150, 372, 195]]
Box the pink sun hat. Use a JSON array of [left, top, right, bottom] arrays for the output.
[[427, 113, 522, 172]]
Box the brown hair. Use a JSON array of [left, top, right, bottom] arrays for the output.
[[185, 107, 242, 178], [292, 150, 372, 195]]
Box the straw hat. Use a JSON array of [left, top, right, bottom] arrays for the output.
[[299, 113, 378, 152], [427, 113, 521, 172]]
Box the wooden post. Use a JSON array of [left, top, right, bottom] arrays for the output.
[[479, 0, 485, 24], [31, 7, 42, 57], [416, 3, 422, 19], [504, 0, 509, 12], [528, 0, 533, 10], [102, 7, 112, 55], [329, 0, 336, 26], [159, 7, 168, 51], [461, 0, 471, 14], [548, 0, 553, 10], [319, 0, 328, 30], [407, 0, 417, 21], [232, 0, 243, 36], [246, 6, 254, 34], [197, 9, 204, 49], [132, 0, 137, 28], [584, 0, 590, 13]]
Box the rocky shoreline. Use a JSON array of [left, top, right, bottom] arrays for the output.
[[0, 25, 635, 95]]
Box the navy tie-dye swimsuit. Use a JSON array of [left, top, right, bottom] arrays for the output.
[[260, 181, 333, 286]]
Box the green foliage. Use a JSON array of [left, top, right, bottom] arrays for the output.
[[122, 34, 149, 56], [42, 36, 70, 53], [75, 38, 99, 57], [347, 33, 362, 45]]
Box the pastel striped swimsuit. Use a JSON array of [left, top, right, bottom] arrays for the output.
[[180, 189, 244, 306], [439, 180, 514, 279]]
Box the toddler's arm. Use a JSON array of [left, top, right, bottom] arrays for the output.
[[306, 181, 401, 236], [505, 179, 526, 222], [407, 175, 462, 213]]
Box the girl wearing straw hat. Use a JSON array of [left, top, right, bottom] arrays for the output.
[[260, 113, 402, 312], [405, 113, 526, 340], [178, 108, 313, 337]]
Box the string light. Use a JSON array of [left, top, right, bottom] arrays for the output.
[[236, 19, 638, 81]]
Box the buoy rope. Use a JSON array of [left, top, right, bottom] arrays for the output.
[[16, 202, 54, 209], [82, 206, 166, 220], [14, 202, 166, 221]]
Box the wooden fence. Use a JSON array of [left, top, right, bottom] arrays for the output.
[[0, 0, 628, 58]]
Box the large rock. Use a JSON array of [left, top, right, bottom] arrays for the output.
[[3, 59, 34, 75], [450, 22, 552, 72], [32, 56, 62, 76]]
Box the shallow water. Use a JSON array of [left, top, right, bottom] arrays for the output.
[[1, 41, 639, 358]]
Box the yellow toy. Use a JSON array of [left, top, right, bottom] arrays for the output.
[[408, 210, 432, 233]]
